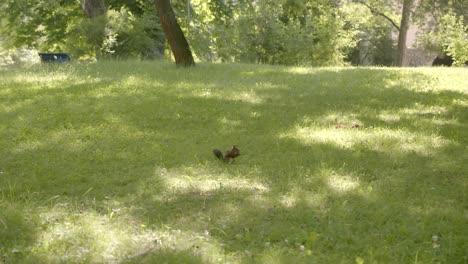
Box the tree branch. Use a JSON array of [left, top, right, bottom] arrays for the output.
[[356, 1, 400, 31]]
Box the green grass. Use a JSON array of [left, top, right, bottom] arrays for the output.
[[0, 61, 467, 263]]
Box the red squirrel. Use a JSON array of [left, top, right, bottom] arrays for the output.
[[213, 145, 240, 162]]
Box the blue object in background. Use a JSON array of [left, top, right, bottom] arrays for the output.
[[38, 53, 70, 63]]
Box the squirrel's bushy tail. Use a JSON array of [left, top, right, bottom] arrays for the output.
[[213, 149, 224, 161]]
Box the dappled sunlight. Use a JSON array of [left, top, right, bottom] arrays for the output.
[[191, 87, 215, 98], [12, 72, 73, 84], [381, 69, 468, 93], [279, 193, 298, 208], [285, 67, 318, 75], [231, 90, 264, 104], [122, 75, 146, 87], [153, 166, 269, 197], [7, 71, 104, 91], [2, 62, 467, 263], [327, 174, 360, 193], [429, 118, 461, 126], [378, 104, 462, 126], [31, 201, 233, 263], [219, 116, 242, 128], [421, 69, 468, 94], [12, 140, 44, 154], [176, 81, 214, 93], [302, 192, 328, 209], [277, 187, 327, 209], [377, 112, 401, 123], [280, 125, 453, 156], [308, 113, 363, 127], [452, 98, 467, 107], [254, 81, 285, 90], [118, 75, 164, 93], [399, 104, 447, 116], [182, 83, 265, 104], [1, 97, 41, 114], [33, 204, 158, 262], [284, 67, 346, 75]]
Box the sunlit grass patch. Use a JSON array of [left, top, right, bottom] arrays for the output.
[[153, 165, 270, 196], [33, 207, 154, 262], [326, 174, 360, 193], [399, 103, 448, 116], [281, 125, 454, 156], [189, 86, 265, 104], [29, 200, 233, 263]]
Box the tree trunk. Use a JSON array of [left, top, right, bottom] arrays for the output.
[[154, 0, 195, 67], [82, 0, 106, 18], [82, 0, 107, 58], [397, 0, 414, 66]]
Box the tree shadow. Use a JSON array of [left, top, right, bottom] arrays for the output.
[[0, 63, 466, 262]]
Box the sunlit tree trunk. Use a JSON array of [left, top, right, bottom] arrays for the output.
[[154, 0, 195, 67]]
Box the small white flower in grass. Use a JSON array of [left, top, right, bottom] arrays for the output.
[[204, 230, 209, 236], [284, 239, 289, 244], [299, 245, 305, 251]]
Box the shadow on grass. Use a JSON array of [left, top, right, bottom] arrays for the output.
[[0, 63, 466, 262]]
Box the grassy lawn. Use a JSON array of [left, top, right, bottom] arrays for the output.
[[0, 61, 467, 263]]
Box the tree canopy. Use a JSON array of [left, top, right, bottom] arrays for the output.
[[0, 0, 466, 66]]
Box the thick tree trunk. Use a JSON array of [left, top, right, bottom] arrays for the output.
[[154, 0, 195, 67], [397, 0, 414, 66]]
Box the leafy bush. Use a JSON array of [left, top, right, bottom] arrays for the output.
[[185, 0, 358, 66], [417, 9, 468, 66], [103, 6, 164, 59], [439, 13, 468, 65]]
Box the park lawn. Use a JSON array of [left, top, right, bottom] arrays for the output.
[[0, 61, 467, 263]]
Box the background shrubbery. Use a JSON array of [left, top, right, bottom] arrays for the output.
[[0, 0, 466, 66]]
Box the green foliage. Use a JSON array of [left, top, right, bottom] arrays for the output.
[[183, 0, 358, 66], [103, 6, 165, 59], [415, 0, 468, 26], [0, 0, 164, 60], [0, 61, 467, 262], [342, 2, 396, 66], [64, 15, 108, 59], [63, 3, 164, 60], [0, 0, 464, 65], [417, 10, 468, 66], [414, 0, 468, 64], [439, 13, 468, 65], [0, 0, 82, 50], [0, 47, 40, 66]]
